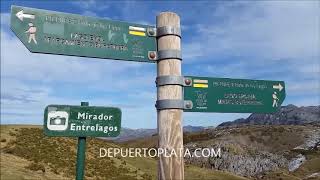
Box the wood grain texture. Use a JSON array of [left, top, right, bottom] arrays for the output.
[[156, 12, 184, 180]]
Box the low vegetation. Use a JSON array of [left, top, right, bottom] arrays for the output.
[[1, 125, 248, 180], [2, 127, 151, 179]]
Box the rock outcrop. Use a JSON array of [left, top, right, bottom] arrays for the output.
[[184, 143, 288, 177], [288, 154, 306, 172], [294, 129, 320, 151]]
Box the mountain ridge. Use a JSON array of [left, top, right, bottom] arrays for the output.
[[217, 104, 320, 128], [107, 125, 205, 142]]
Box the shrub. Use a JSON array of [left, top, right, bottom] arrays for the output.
[[53, 168, 59, 175], [25, 162, 45, 173], [8, 131, 16, 136]]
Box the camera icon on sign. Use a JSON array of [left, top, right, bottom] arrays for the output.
[[47, 111, 69, 131]]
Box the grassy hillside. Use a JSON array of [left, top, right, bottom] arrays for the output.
[[185, 125, 315, 153], [0, 125, 248, 180]]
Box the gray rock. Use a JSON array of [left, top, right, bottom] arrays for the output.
[[288, 154, 306, 172], [294, 129, 320, 151], [184, 143, 288, 177]]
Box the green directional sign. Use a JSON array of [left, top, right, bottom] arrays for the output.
[[184, 76, 286, 113], [44, 105, 121, 137], [11, 5, 156, 62]]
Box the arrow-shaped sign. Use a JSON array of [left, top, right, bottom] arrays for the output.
[[273, 83, 283, 91], [16, 10, 35, 21], [11, 5, 157, 62], [184, 76, 286, 113]]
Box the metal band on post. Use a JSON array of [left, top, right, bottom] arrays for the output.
[[156, 100, 193, 110], [148, 50, 182, 62], [157, 50, 182, 61], [156, 76, 183, 86], [157, 26, 181, 38], [156, 76, 192, 87]]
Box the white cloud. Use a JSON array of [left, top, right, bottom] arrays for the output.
[[82, 10, 98, 17], [182, 43, 203, 60], [287, 97, 320, 107], [287, 80, 320, 95], [298, 63, 320, 75], [72, 0, 109, 11], [184, 1, 319, 61], [0, 13, 10, 26]]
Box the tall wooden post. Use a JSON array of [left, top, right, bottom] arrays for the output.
[[156, 12, 184, 180]]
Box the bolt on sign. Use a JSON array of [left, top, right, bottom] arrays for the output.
[[184, 76, 286, 113], [10, 5, 156, 62], [44, 105, 121, 137]]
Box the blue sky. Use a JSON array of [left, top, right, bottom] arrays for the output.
[[1, 0, 319, 128]]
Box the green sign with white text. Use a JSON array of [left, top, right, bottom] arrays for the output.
[[11, 5, 156, 62], [44, 105, 121, 137], [184, 76, 286, 113]]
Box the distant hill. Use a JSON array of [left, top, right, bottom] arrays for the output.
[[108, 127, 156, 142], [217, 105, 320, 128], [108, 126, 205, 142], [183, 125, 205, 133]]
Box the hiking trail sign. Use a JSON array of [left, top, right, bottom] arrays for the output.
[[184, 76, 286, 113], [11, 5, 288, 179], [44, 105, 121, 137], [10, 5, 156, 62]]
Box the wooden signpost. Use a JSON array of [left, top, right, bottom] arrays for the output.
[[156, 12, 184, 180], [11, 5, 286, 180]]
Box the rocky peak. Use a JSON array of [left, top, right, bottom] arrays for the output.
[[218, 105, 320, 128]]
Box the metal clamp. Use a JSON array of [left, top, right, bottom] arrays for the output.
[[155, 100, 193, 110], [157, 50, 182, 61], [156, 76, 192, 87], [157, 26, 181, 38]]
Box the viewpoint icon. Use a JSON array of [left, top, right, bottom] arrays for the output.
[[47, 111, 69, 131]]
